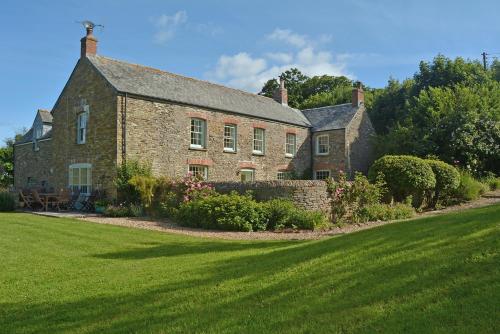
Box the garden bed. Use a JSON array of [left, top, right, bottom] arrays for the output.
[[79, 190, 500, 240]]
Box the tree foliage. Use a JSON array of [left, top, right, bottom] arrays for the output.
[[368, 55, 500, 176], [259, 68, 357, 109], [0, 133, 23, 189]]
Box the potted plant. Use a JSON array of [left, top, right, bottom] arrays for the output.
[[94, 199, 111, 214]]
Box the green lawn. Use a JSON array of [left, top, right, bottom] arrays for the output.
[[0, 205, 499, 334]]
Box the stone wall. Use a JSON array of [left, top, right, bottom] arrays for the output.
[[212, 180, 330, 213], [50, 57, 119, 195], [346, 107, 375, 176], [123, 96, 312, 181], [14, 139, 54, 189], [311, 129, 346, 179]]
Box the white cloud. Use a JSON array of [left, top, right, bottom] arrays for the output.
[[267, 28, 308, 48], [265, 52, 293, 63], [152, 11, 188, 44], [207, 29, 351, 92]]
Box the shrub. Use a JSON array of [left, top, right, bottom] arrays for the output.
[[263, 199, 297, 230], [128, 175, 157, 208], [176, 192, 267, 232], [482, 174, 500, 191], [425, 159, 460, 207], [115, 160, 152, 204], [357, 203, 415, 222], [128, 203, 144, 217], [288, 209, 330, 230], [263, 198, 329, 230], [327, 172, 385, 224], [151, 174, 215, 218], [368, 155, 436, 208], [453, 171, 488, 202], [0, 192, 16, 212], [103, 204, 130, 217]]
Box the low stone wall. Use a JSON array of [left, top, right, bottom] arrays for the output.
[[212, 180, 331, 214]]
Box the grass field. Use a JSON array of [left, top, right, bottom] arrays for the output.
[[1, 205, 499, 334]]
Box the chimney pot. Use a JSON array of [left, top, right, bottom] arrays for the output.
[[273, 76, 288, 106]]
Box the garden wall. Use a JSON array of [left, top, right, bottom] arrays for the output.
[[212, 180, 330, 214]]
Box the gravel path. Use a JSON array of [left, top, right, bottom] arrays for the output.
[[80, 191, 500, 241]]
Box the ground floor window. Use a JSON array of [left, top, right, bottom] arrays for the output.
[[315, 170, 330, 180], [277, 171, 292, 180], [188, 165, 208, 180], [69, 163, 92, 195], [240, 169, 255, 182]]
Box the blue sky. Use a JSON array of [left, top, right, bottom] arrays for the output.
[[1, 0, 499, 141]]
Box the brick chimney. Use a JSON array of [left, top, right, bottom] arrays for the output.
[[273, 76, 288, 106], [352, 82, 364, 107], [80, 24, 98, 58]]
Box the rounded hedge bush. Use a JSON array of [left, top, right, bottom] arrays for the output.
[[368, 155, 436, 207], [425, 159, 460, 206]]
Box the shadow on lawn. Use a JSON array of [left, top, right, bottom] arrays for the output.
[[1, 205, 498, 334]]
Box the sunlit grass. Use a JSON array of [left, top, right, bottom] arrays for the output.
[[0, 204, 499, 333]]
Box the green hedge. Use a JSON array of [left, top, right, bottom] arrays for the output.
[[0, 192, 16, 212], [176, 193, 328, 232], [368, 155, 436, 207], [453, 171, 488, 202]]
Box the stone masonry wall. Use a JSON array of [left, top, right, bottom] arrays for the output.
[[123, 96, 312, 181], [50, 58, 118, 195], [14, 140, 54, 189], [346, 107, 375, 176], [212, 180, 330, 213], [311, 129, 346, 179]]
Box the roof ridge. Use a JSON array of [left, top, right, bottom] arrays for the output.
[[89, 55, 294, 109], [301, 103, 353, 112]]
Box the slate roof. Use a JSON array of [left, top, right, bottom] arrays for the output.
[[301, 103, 359, 132], [86, 55, 311, 127], [16, 129, 52, 145]]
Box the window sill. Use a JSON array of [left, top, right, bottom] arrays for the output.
[[252, 151, 265, 156], [315, 153, 329, 156], [285, 153, 294, 158], [223, 149, 237, 154], [189, 146, 207, 151]]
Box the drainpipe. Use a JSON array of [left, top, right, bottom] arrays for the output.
[[121, 93, 127, 163]]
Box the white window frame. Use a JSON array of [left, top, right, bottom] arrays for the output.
[[316, 134, 329, 155], [277, 171, 292, 180], [77, 112, 88, 144], [253, 128, 265, 154], [240, 169, 255, 182], [69, 163, 92, 195], [315, 170, 331, 180], [188, 165, 208, 180], [223, 124, 237, 152], [190, 118, 206, 149], [285, 133, 297, 157]]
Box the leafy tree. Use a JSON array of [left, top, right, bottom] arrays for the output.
[[0, 133, 23, 189]]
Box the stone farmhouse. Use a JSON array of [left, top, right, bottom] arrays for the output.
[[14, 26, 375, 196]]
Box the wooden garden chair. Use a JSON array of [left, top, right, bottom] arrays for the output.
[[81, 190, 98, 212], [55, 188, 71, 211], [19, 189, 33, 210], [31, 189, 57, 211]]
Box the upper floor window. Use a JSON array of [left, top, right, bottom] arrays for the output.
[[35, 127, 42, 139], [316, 134, 329, 155], [285, 133, 296, 157], [223, 124, 237, 152], [188, 165, 208, 180], [190, 118, 206, 149], [253, 128, 265, 154], [77, 112, 88, 144]]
